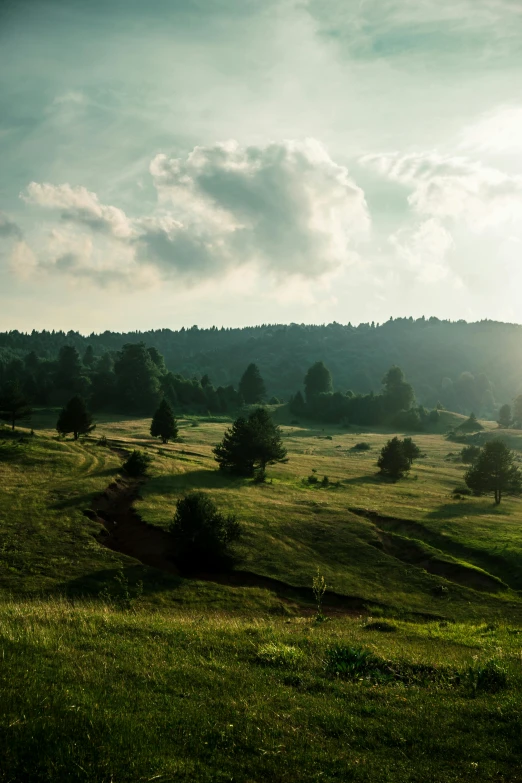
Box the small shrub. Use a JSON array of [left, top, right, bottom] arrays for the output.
[[256, 643, 304, 668], [170, 491, 241, 570], [268, 396, 280, 405], [312, 568, 327, 618], [122, 450, 152, 477], [353, 442, 371, 451], [307, 474, 319, 484], [321, 475, 329, 487], [97, 435, 108, 447], [453, 485, 472, 497], [325, 435, 333, 440]]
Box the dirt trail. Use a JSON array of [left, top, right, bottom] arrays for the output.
[[88, 476, 178, 574], [86, 452, 441, 619]]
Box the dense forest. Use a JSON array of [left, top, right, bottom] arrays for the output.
[[1, 317, 522, 415]]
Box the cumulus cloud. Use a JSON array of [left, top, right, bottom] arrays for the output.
[[361, 151, 522, 230], [20, 139, 370, 286], [22, 182, 134, 239]]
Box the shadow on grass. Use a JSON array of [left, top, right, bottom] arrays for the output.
[[145, 469, 249, 495], [427, 501, 504, 521], [52, 565, 184, 599]]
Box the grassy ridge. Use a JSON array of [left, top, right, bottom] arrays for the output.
[[1, 600, 522, 783]]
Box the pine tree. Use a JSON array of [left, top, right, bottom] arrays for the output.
[[238, 364, 266, 404], [213, 407, 287, 477], [402, 437, 421, 466], [0, 381, 32, 431], [497, 404, 512, 429], [382, 366, 414, 414], [150, 399, 178, 444], [514, 395, 522, 428], [377, 437, 410, 480], [56, 395, 95, 440], [304, 362, 333, 402], [465, 440, 522, 504]]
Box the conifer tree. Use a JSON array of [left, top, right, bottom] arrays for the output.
[[304, 362, 333, 402], [213, 407, 287, 478], [150, 399, 178, 444], [0, 381, 32, 431], [465, 440, 521, 504], [238, 363, 266, 404], [377, 437, 410, 480], [56, 395, 95, 440], [402, 437, 421, 466]]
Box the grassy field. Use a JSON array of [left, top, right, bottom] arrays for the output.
[[1, 408, 522, 781]]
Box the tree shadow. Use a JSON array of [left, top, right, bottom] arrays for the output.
[[50, 565, 183, 599], [427, 501, 504, 521], [145, 469, 249, 495], [341, 474, 390, 486]]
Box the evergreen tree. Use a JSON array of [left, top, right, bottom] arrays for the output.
[[465, 440, 521, 504], [238, 363, 266, 404], [213, 407, 287, 477], [457, 412, 484, 433], [114, 343, 161, 413], [150, 399, 178, 444], [497, 404, 512, 429], [402, 437, 421, 466], [169, 492, 241, 570], [304, 361, 333, 402], [382, 366, 414, 414], [377, 437, 410, 480], [0, 381, 32, 430], [56, 395, 95, 440], [514, 395, 522, 428]]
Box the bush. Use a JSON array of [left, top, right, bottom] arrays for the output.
[[122, 450, 152, 477], [97, 435, 108, 447], [353, 442, 371, 451], [452, 485, 472, 497], [307, 474, 319, 484], [321, 475, 329, 487], [169, 491, 241, 570], [461, 445, 481, 463]]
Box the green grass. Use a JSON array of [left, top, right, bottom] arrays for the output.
[[1, 600, 522, 783], [3, 411, 522, 780]]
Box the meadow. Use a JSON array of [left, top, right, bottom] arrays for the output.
[[1, 408, 522, 781]]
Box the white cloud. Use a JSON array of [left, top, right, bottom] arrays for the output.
[[389, 218, 456, 284], [361, 151, 522, 230], [20, 138, 370, 286], [22, 182, 134, 239]]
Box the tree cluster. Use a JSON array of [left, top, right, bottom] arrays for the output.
[[377, 436, 421, 480]]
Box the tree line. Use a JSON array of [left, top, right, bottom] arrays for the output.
[[2, 317, 522, 415]]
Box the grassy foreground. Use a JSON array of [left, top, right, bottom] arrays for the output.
[[1, 599, 522, 783], [2, 410, 522, 781]]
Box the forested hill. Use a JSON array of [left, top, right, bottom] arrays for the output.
[[1, 317, 522, 413]]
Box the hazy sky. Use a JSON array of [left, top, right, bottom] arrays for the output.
[[1, 0, 522, 332]]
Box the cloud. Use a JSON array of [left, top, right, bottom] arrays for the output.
[[389, 218, 456, 284], [21, 138, 370, 286], [361, 151, 522, 230], [0, 212, 23, 241], [148, 138, 370, 278], [306, 0, 522, 64], [22, 182, 134, 239]]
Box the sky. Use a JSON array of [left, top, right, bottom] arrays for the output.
[[1, 0, 522, 333]]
